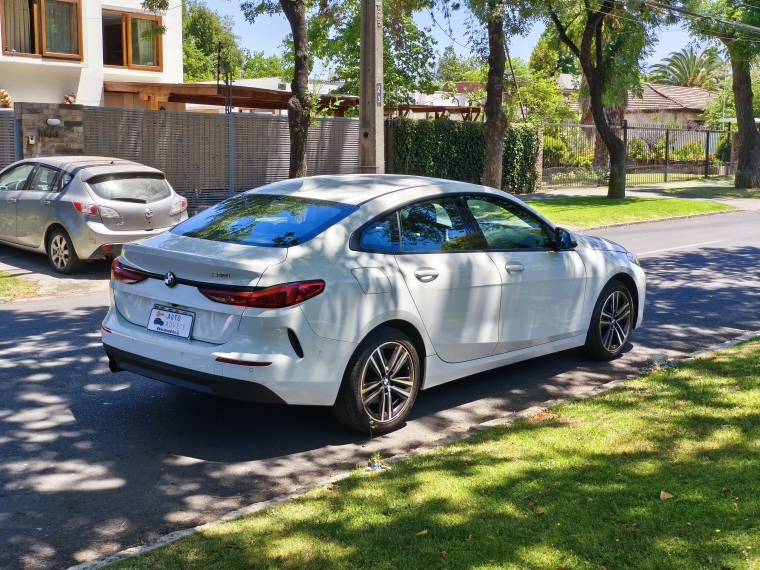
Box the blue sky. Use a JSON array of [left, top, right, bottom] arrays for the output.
[[208, 1, 696, 72]]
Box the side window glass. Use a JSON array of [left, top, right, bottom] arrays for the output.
[[400, 198, 471, 252], [464, 196, 550, 250], [56, 172, 73, 192], [359, 212, 400, 253], [0, 164, 35, 191], [28, 166, 59, 192]]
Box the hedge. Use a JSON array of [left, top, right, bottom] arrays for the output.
[[390, 117, 541, 194]]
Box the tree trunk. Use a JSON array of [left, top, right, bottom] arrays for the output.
[[280, 0, 311, 179], [730, 56, 760, 188], [482, 14, 507, 189], [551, 4, 626, 198]]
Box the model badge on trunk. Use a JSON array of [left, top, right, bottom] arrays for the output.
[[164, 272, 176, 287], [212, 273, 230, 278]]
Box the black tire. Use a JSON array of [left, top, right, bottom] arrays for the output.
[[332, 327, 421, 434], [47, 228, 84, 274], [585, 279, 634, 361]]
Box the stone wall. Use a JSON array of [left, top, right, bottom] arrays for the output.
[[15, 102, 84, 159]]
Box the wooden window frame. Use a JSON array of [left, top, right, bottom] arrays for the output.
[[2, 0, 81, 60], [102, 10, 162, 72]]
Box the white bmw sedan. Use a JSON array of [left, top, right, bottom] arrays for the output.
[[102, 175, 645, 433]]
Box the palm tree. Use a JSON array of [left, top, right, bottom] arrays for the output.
[[649, 46, 725, 91]]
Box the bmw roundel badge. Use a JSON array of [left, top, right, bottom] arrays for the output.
[[164, 272, 176, 288]]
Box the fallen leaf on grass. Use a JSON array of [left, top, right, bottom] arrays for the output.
[[527, 501, 537, 508], [708, 556, 712, 564], [557, 566, 567, 570], [660, 491, 674, 500], [465, 535, 472, 541], [417, 530, 428, 536]]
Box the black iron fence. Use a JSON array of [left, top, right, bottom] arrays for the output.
[[543, 122, 735, 188]]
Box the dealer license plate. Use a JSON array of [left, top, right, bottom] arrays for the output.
[[147, 306, 194, 339]]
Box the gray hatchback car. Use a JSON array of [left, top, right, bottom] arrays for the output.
[[0, 156, 188, 274]]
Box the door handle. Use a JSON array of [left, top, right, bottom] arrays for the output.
[[7, 198, 16, 203], [414, 268, 439, 282], [505, 263, 525, 274], [41, 200, 50, 205]]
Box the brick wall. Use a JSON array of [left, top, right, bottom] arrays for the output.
[[15, 102, 84, 159]]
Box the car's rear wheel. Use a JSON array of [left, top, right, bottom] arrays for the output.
[[333, 327, 420, 434], [48, 229, 83, 274], [585, 279, 634, 361]]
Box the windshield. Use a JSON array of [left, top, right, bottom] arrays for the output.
[[171, 193, 358, 248], [87, 173, 172, 203]]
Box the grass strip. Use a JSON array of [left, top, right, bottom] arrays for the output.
[[111, 340, 760, 570], [662, 187, 760, 200], [528, 196, 735, 229], [0, 270, 36, 300]]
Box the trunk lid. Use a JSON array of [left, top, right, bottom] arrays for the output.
[[114, 234, 287, 344], [121, 232, 287, 287]]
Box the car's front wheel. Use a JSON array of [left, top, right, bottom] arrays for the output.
[[333, 327, 420, 434], [585, 279, 634, 361], [48, 228, 83, 274]]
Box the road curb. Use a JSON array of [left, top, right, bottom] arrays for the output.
[[65, 328, 760, 570]]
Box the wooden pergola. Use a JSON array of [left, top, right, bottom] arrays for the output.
[[104, 82, 483, 121], [104, 82, 359, 116]]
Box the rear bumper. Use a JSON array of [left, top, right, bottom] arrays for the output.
[[104, 345, 286, 404], [76, 223, 178, 259]]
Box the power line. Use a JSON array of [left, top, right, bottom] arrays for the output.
[[635, 0, 760, 35]]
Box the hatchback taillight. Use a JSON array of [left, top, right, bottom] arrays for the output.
[[111, 258, 147, 284], [199, 280, 325, 308], [170, 197, 188, 216]]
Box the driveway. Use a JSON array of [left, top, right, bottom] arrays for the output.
[[1, 210, 760, 569]]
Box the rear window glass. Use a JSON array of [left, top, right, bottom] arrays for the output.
[[86, 173, 172, 203], [171, 194, 358, 248]]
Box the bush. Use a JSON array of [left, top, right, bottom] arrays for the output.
[[716, 133, 732, 162], [673, 140, 705, 161], [543, 136, 567, 165], [627, 139, 647, 160], [391, 117, 540, 193]]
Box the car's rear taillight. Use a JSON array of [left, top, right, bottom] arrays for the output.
[[73, 202, 100, 216], [170, 197, 188, 216], [111, 257, 147, 284], [198, 280, 325, 309]]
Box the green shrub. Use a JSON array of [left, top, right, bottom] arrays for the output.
[[627, 138, 647, 160], [391, 117, 540, 193], [543, 136, 567, 164], [674, 140, 705, 161]]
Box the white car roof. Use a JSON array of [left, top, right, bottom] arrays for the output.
[[247, 174, 491, 206]]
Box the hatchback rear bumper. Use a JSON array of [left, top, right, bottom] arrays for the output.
[[104, 345, 287, 404]]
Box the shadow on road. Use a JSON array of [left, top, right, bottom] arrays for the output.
[[2, 246, 760, 568]]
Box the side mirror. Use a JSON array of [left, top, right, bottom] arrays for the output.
[[555, 227, 578, 250]]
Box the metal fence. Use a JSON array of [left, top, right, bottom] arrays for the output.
[[0, 110, 17, 170], [83, 108, 359, 211], [543, 122, 735, 188]]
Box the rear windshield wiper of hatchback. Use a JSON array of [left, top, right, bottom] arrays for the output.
[[110, 197, 148, 203]]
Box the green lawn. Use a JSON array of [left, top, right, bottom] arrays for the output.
[[662, 186, 760, 200], [111, 340, 760, 570], [0, 270, 36, 300], [528, 197, 735, 229]]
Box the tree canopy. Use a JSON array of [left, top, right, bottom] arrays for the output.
[[307, 0, 438, 105], [183, 0, 288, 82], [649, 46, 725, 90]]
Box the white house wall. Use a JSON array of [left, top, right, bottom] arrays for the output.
[[0, 0, 181, 106]]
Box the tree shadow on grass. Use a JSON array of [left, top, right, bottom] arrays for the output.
[[113, 343, 760, 570]]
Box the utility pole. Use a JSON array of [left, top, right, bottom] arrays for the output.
[[359, 0, 384, 173]]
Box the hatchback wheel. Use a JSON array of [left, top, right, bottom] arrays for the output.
[[585, 280, 634, 361], [48, 229, 83, 274], [333, 327, 420, 434]]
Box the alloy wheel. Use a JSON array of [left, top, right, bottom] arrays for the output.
[[599, 290, 632, 352], [50, 235, 70, 270], [360, 341, 415, 424]]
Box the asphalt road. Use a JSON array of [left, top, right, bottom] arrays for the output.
[[2, 209, 760, 569]]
